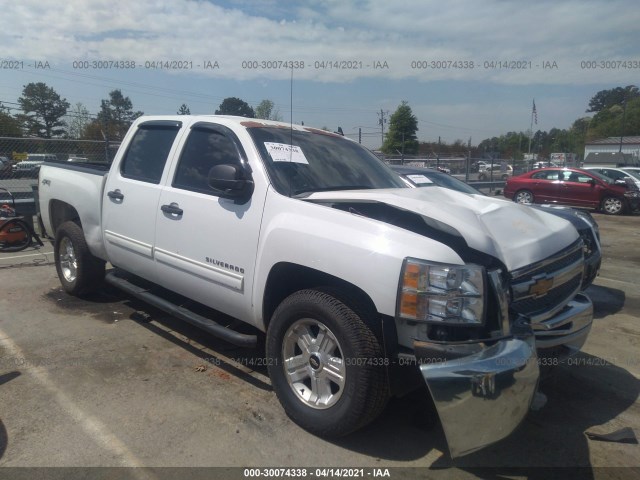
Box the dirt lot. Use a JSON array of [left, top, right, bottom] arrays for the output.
[[0, 213, 639, 479]]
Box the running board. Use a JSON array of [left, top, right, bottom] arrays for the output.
[[105, 271, 257, 348]]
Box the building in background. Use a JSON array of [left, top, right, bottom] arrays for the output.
[[583, 136, 640, 166]]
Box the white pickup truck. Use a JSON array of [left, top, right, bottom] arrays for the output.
[[38, 115, 593, 458]]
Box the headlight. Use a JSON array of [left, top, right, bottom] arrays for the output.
[[573, 210, 595, 228], [397, 259, 485, 325], [574, 210, 600, 240]]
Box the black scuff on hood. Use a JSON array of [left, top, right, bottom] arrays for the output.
[[310, 199, 503, 270]]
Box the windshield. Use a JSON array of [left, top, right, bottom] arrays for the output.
[[585, 169, 615, 184], [623, 169, 640, 181], [401, 169, 481, 195], [248, 127, 406, 196], [422, 171, 481, 194]]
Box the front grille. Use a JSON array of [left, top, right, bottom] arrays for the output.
[[511, 273, 582, 318], [510, 240, 584, 323], [511, 240, 583, 280]]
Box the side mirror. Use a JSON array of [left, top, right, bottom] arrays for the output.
[[208, 164, 254, 202]]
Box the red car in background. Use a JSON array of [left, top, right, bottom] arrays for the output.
[[504, 167, 640, 215]]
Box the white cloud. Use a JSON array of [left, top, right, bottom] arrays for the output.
[[1, 0, 638, 85]]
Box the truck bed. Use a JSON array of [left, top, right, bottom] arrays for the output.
[[38, 161, 110, 261]]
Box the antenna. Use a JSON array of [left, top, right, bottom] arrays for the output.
[[290, 66, 294, 157], [288, 66, 294, 197]]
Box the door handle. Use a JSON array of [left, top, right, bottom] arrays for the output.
[[107, 189, 124, 200], [161, 202, 183, 216]]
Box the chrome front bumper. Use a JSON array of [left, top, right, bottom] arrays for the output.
[[415, 293, 593, 458], [418, 326, 538, 458], [533, 293, 593, 353]]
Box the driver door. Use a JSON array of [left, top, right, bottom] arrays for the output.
[[153, 122, 264, 321]]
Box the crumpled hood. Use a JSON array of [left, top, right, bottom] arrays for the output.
[[305, 187, 579, 271]]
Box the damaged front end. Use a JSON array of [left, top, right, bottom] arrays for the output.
[[397, 246, 593, 458], [417, 322, 538, 458], [398, 262, 539, 457]]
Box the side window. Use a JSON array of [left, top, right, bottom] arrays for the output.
[[532, 170, 560, 180], [531, 171, 548, 180], [603, 169, 623, 180], [173, 128, 241, 194], [121, 126, 180, 183], [566, 172, 591, 183]]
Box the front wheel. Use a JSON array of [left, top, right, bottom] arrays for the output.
[[266, 289, 389, 437], [515, 189, 534, 204], [601, 196, 623, 215], [54, 221, 105, 295]]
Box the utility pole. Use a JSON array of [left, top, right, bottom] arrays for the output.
[[466, 137, 471, 183], [377, 109, 388, 147], [358, 127, 362, 144], [619, 98, 628, 153], [436, 136, 441, 170]]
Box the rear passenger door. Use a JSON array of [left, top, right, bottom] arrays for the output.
[[102, 120, 183, 281], [530, 170, 562, 203], [153, 122, 264, 322]]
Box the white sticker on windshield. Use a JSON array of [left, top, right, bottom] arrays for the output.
[[406, 174, 433, 185], [264, 142, 309, 164]]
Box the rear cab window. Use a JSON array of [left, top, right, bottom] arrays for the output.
[[120, 121, 182, 184]]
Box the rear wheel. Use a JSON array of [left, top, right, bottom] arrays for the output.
[[515, 189, 534, 204], [54, 221, 105, 295], [266, 289, 389, 437], [601, 196, 623, 215]]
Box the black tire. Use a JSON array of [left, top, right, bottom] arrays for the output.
[[266, 289, 389, 437], [0, 219, 32, 252], [601, 196, 623, 215], [514, 189, 534, 204], [54, 221, 105, 295]]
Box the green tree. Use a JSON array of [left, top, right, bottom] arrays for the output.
[[66, 102, 92, 139], [215, 97, 255, 117], [587, 97, 640, 140], [255, 99, 282, 120], [18, 82, 69, 137], [587, 85, 639, 113], [177, 103, 191, 115], [569, 117, 591, 155], [381, 101, 419, 154], [0, 103, 22, 136], [97, 90, 143, 140]]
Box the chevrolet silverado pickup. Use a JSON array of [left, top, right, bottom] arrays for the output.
[[38, 116, 594, 458]]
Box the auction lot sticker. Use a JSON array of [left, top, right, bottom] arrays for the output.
[[265, 142, 309, 164]]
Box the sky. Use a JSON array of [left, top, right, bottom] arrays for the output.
[[1, 0, 639, 149]]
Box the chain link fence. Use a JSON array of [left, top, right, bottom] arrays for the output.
[[0, 137, 119, 198]]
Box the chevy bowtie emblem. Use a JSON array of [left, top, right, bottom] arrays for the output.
[[529, 277, 554, 297]]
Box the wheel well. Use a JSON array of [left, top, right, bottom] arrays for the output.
[[262, 262, 397, 353], [49, 200, 81, 234]]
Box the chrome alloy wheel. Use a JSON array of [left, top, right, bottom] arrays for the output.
[[515, 190, 534, 204], [58, 237, 78, 283], [602, 197, 623, 215], [282, 318, 346, 409]]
